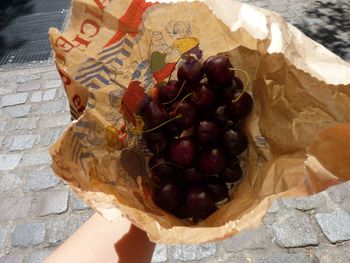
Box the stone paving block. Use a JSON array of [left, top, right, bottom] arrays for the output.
[[211, 253, 248, 263], [247, 251, 310, 263], [46, 212, 92, 246], [9, 118, 40, 131], [315, 244, 350, 263], [44, 79, 62, 89], [30, 91, 42, 103], [26, 171, 60, 191], [221, 225, 275, 253], [0, 154, 22, 170], [10, 134, 38, 151], [42, 89, 57, 101], [34, 102, 61, 114], [315, 211, 350, 243], [40, 128, 62, 147], [171, 243, 216, 261], [0, 122, 5, 132], [26, 249, 52, 263], [0, 174, 22, 193], [267, 199, 280, 213], [12, 223, 45, 247], [16, 74, 40, 84], [17, 81, 41, 92], [0, 226, 8, 249], [42, 70, 60, 80], [324, 181, 350, 205], [264, 209, 319, 247], [39, 114, 70, 128], [33, 190, 68, 216], [5, 105, 31, 118], [0, 196, 32, 222], [0, 93, 28, 107], [21, 151, 51, 166], [152, 244, 167, 263], [70, 192, 89, 211], [0, 79, 17, 95], [282, 193, 326, 211], [0, 255, 24, 263]]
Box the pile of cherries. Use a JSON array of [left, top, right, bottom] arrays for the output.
[[139, 55, 253, 221]]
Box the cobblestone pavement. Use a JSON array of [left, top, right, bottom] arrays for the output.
[[0, 1, 349, 262]]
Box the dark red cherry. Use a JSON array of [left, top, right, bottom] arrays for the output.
[[226, 91, 253, 119], [169, 137, 196, 167], [158, 80, 180, 103], [149, 156, 179, 180], [214, 105, 235, 127], [206, 176, 229, 202], [177, 56, 204, 84], [203, 55, 234, 87], [141, 101, 168, 128], [191, 84, 217, 110], [153, 181, 182, 211], [175, 100, 197, 129], [186, 186, 216, 220], [194, 120, 220, 146], [198, 147, 226, 175], [220, 157, 243, 183], [144, 132, 167, 155], [222, 77, 244, 101], [222, 129, 248, 156], [184, 167, 205, 184]]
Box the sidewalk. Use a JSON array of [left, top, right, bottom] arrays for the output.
[[0, 1, 349, 262]]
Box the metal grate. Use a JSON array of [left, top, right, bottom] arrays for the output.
[[0, 0, 70, 65]]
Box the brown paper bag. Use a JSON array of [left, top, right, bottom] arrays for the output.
[[48, 0, 350, 243]]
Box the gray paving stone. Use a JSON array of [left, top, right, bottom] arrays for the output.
[[10, 134, 38, 151], [21, 151, 51, 166], [0, 154, 22, 170], [44, 79, 61, 89], [42, 71, 60, 80], [171, 243, 216, 261], [1, 93, 28, 107], [247, 251, 311, 263], [282, 193, 325, 211], [39, 114, 70, 128], [0, 174, 22, 193], [12, 223, 45, 247], [26, 249, 52, 263], [212, 253, 248, 263], [0, 196, 32, 221], [30, 91, 42, 103], [0, 226, 8, 249], [267, 199, 280, 213], [70, 192, 89, 211], [324, 182, 350, 205], [35, 102, 61, 114], [9, 118, 40, 130], [0, 122, 5, 132], [0, 136, 4, 148], [0, 255, 24, 263], [315, 211, 350, 243], [16, 74, 40, 84], [33, 190, 68, 216], [17, 81, 41, 92], [0, 79, 17, 95], [42, 89, 57, 101], [26, 171, 60, 191], [315, 245, 350, 263], [221, 226, 275, 253], [5, 105, 31, 118], [152, 244, 167, 263], [40, 128, 62, 147], [46, 212, 92, 246], [264, 209, 319, 247]]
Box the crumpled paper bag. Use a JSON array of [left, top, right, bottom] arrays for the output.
[[48, 0, 350, 243]]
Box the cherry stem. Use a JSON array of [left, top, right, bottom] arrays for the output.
[[162, 80, 187, 105], [149, 161, 184, 173], [134, 114, 182, 135], [173, 92, 193, 113], [229, 68, 250, 103]]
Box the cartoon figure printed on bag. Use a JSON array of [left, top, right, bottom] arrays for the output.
[[150, 20, 203, 82]]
